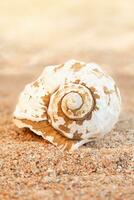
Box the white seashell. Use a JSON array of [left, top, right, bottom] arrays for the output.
[[13, 60, 121, 151]]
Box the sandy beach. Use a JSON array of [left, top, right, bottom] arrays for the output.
[[0, 1, 134, 199]]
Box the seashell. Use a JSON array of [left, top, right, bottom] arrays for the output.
[[13, 60, 121, 151]]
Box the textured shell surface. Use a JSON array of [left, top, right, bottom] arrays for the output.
[[14, 60, 121, 151]]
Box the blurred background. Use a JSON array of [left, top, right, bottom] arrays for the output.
[[0, 2, 134, 199], [0, 0, 134, 112]]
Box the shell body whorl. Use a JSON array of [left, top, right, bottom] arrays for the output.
[[14, 60, 121, 150]]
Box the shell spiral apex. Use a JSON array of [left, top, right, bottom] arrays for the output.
[[13, 59, 121, 151]]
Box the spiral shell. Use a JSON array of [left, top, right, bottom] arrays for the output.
[[14, 60, 121, 151]]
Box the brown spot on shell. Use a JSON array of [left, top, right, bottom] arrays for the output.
[[93, 68, 100, 73], [103, 86, 114, 105], [103, 86, 113, 95], [41, 93, 51, 118], [64, 78, 68, 84], [114, 84, 120, 102], [75, 79, 81, 84], [90, 87, 97, 93], [54, 64, 64, 72], [90, 87, 100, 111], [56, 98, 83, 140], [42, 93, 51, 107], [33, 81, 39, 88], [59, 124, 70, 133], [92, 68, 111, 80], [92, 68, 105, 78], [71, 63, 84, 72], [73, 131, 83, 139]]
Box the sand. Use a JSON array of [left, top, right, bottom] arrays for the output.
[[0, 1, 134, 199], [0, 55, 134, 200]]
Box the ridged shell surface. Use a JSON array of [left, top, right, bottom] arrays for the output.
[[14, 60, 121, 150]]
